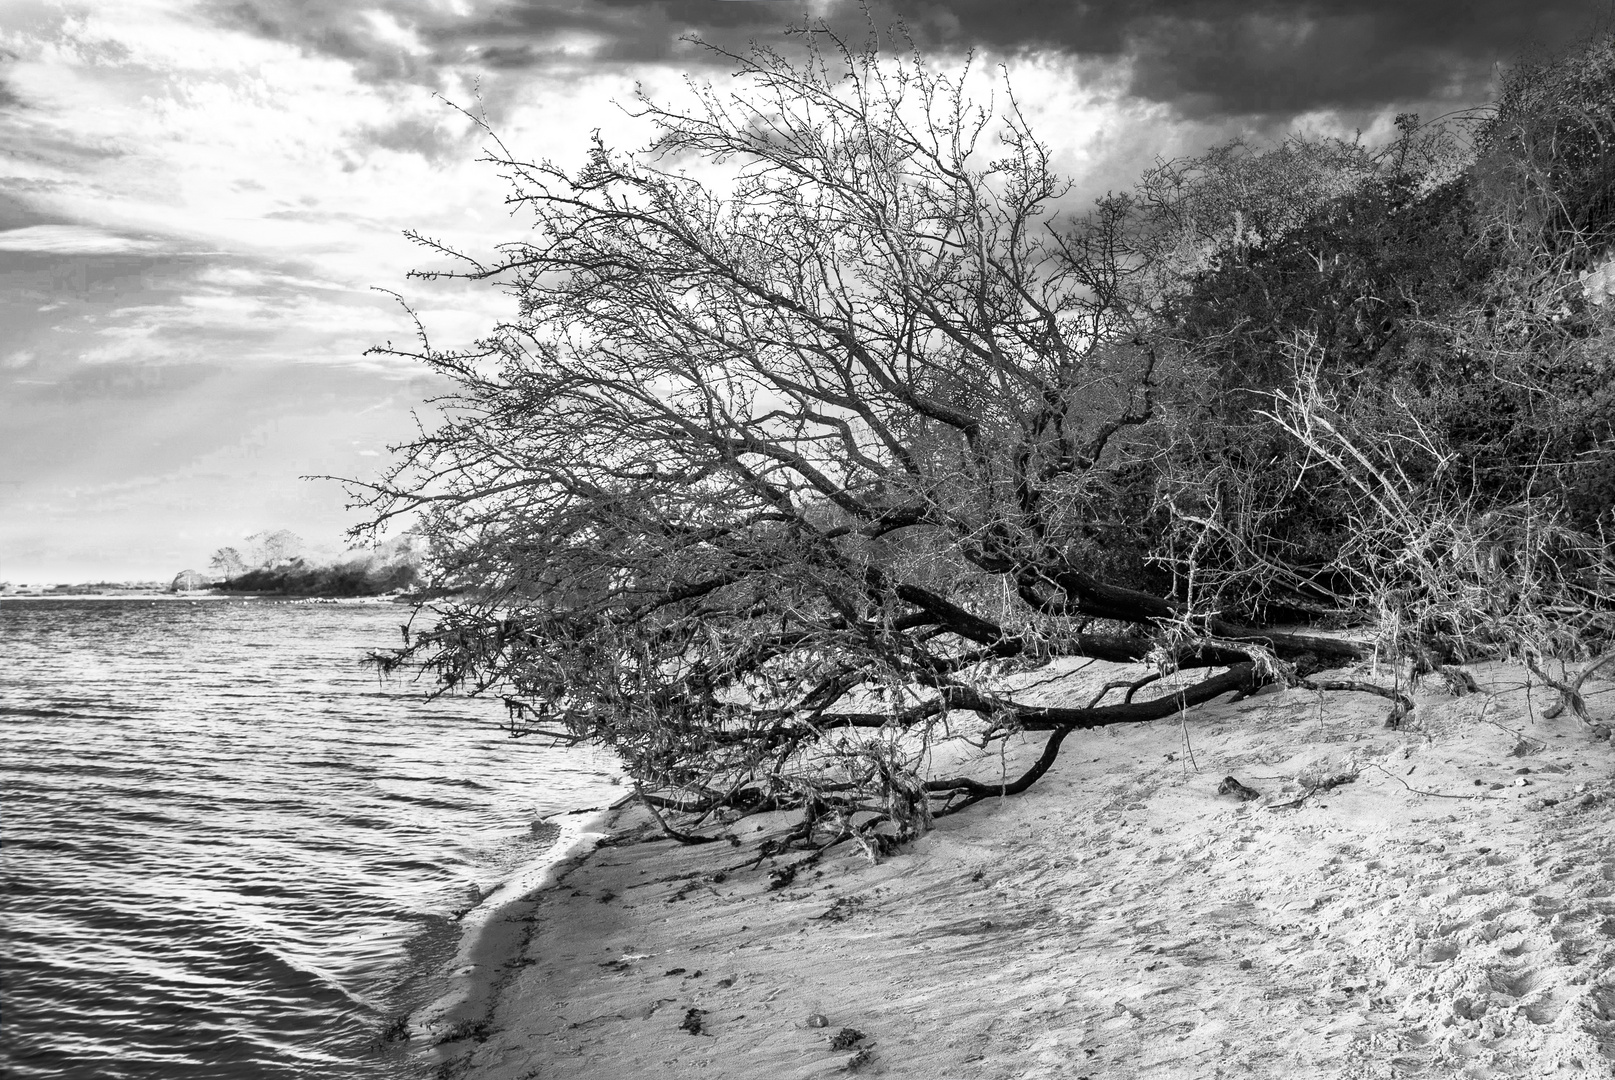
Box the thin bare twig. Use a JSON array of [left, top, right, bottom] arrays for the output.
[[1365, 762, 1500, 800]]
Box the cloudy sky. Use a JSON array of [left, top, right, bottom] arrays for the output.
[[0, 0, 1597, 584]]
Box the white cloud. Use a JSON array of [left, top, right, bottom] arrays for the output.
[[0, 224, 168, 254], [0, 3, 641, 268], [362, 8, 430, 57], [0, 2, 1229, 582]]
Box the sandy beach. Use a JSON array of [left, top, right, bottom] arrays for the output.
[[420, 662, 1614, 1080]]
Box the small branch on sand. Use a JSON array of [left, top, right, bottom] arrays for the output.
[[1085, 672, 1163, 708], [1299, 676, 1414, 728]]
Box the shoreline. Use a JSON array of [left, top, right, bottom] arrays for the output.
[[408, 797, 637, 1066], [426, 662, 1614, 1079]]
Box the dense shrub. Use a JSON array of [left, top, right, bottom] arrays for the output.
[[1141, 37, 1615, 655], [220, 559, 419, 597]]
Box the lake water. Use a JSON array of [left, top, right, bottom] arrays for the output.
[[0, 598, 621, 1080]]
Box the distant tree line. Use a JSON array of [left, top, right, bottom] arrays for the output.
[[353, 27, 1615, 851], [209, 530, 422, 597]]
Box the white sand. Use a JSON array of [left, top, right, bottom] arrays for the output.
[[421, 661, 1615, 1079]]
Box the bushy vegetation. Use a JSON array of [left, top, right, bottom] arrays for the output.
[[355, 27, 1615, 854], [218, 558, 420, 597], [1136, 51, 1615, 661]]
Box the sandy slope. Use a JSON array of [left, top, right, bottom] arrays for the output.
[[426, 662, 1615, 1080]]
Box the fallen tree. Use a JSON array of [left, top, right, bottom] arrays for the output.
[[350, 25, 1611, 854]]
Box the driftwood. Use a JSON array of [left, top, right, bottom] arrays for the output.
[[1528, 651, 1615, 723], [1299, 676, 1414, 728]]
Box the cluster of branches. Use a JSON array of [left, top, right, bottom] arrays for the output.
[[352, 26, 1615, 853]]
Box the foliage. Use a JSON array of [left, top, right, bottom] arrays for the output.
[[245, 530, 306, 569], [1145, 44, 1615, 658], [209, 546, 247, 579], [1473, 35, 1615, 264]]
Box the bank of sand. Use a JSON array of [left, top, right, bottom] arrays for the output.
[[425, 661, 1614, 1079]]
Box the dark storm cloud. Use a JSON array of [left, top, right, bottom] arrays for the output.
[[191, 2, 404, 82], [199, 0, 1601, 118], [876, 0, 1600, 116]]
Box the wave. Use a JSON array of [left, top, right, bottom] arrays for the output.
[[0, 705, 77, 719]]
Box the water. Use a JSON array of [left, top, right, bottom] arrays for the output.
[[0, 598, 622, 1080]]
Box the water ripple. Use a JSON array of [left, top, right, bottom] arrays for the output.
[[0, 598, 620, 1080]]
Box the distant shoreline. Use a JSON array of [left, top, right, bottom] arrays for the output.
[[1, 590, 239, 600], [0, 590, 418, 603]]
